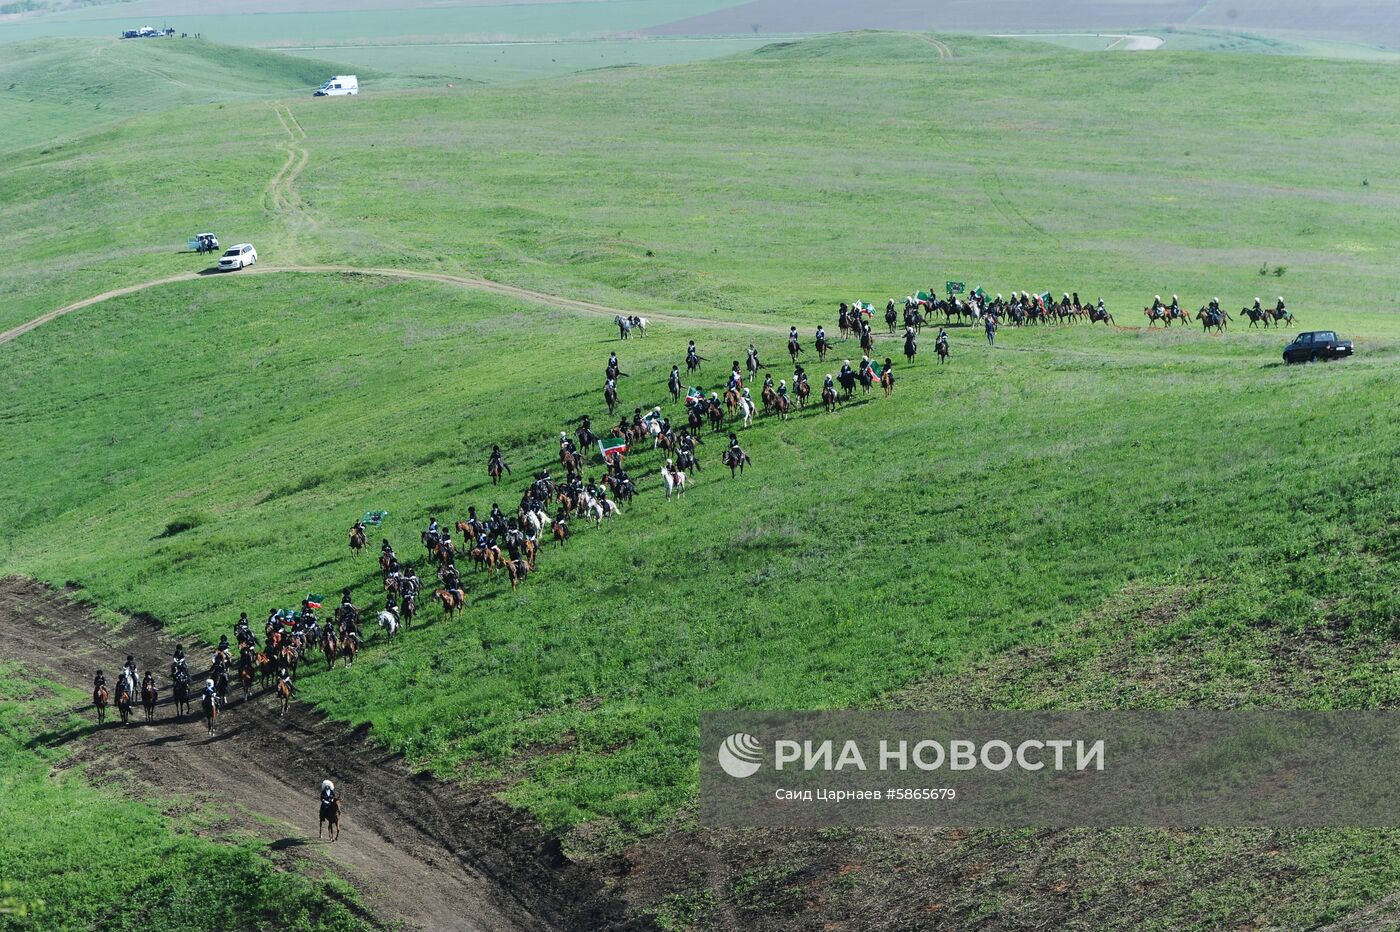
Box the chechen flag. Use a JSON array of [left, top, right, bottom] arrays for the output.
[[305, 593, 323, 609], [686, 386, 704, 403], [598, 437, 628, 462], [863, 359, 883, 379]]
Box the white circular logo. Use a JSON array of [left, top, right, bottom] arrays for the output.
[[717, 732, 763, 778]]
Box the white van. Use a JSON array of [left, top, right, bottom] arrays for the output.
[[314, 75, 358, 97]]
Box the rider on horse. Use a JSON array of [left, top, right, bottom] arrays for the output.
[[201, 678, 219, 708], [488, 445, 511, 477], [777, 379, 788, 401], [1275, 296, 1287, 315], [122, 655, 139, 691], [93, 669, 106, 701], [171, 646, 189, 682]]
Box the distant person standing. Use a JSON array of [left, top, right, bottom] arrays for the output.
[[984, 314, 998, 347]]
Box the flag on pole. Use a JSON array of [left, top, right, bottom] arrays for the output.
[[686, 386, 704, 404], [862, 358, 883, 380], [599, 436, 628, 462], [305, 593, 323, 609]]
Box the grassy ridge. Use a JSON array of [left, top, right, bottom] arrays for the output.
[[0, 664, 368, 931], [2, 31, 1398, 926], [2, 271, 1395, 841], [0, 38, 363, 151]]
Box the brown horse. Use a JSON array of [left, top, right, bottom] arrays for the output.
[[795, 379, 810, 409], [881, 368, 894, 397], [1144, 306, 1165, 327], [434, 587, 467, 620], [277, 678, 293, 716], [142, 682, 158, 723], [761, 384, 777, 415], [173, 676, 191, 717], [239, 662, 255, 702], [722, 448, 751, 477], [488, 459, 505, 485], [349, 525, 366, 556], [773, 393, 791, 421], [470, 544, 500, 575], [724, 388, 740, 416], [320, 797, 340, 841], [94, 686, 108, 724], [553, 520, 570, 547], [116, 682, 133, 725], [788, 336, 801, 363], [604, 382, 618, 414], [379, 550, 395, 576], [321, 632, 339, 671], [341, 636, 358, 669], [506, 559, 529, 592], [822, 385, 838, 413], [256, 650, 276, 686]]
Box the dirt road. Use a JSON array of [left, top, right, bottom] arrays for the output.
[[0, 263, 779, 349], [1, 576, 643, 931]]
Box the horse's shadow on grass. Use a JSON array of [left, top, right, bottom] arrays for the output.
[[195, 268, 225, 277]]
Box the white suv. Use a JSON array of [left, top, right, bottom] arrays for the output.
[[218, 243, 257, 271]]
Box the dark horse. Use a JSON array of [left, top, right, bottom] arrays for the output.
[[94, 685, 109, 724], [320, 797, 341, 841]]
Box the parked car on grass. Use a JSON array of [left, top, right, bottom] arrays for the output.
[[218, 243, 257, 271], [1283, 331, 1352, 364]]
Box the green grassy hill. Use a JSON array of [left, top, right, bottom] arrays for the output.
[[2, 30, 1398, 929], [0, 37, 365, 151]]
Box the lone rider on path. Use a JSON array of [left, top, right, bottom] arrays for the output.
[[171, 646, 189, 681], [202, 678, 218, 709], [93, 669, 106, 701], [487, 445, 511, 477]]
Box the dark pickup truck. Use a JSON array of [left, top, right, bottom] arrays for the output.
[[1283, 331, 1353, 364]]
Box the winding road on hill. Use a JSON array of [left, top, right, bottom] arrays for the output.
[[0, 263, 779, 348], [0, 576, 637, 931]]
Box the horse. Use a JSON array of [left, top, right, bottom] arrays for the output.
[[172, 674, 191, 716], [858, 365, 875, 395], [760, 383, 778, 415], [434, 587, 467, 620], [746, 352, 762, 384], [1196, 308, 1225, 333], [239, 662, 254, 702], [1088, 306, 1115, 326], [552, 520, 570, 547], [1270, 307, 1295, 326], [506, 558, 529, 591], [93, 685, 109, 724], [936, 338, 949, 364], [816, 333, 830, 362], [724, 388, 741, 416], [116, 682, 133, 725], [1144, 306, 1166, 327], [470, 543, 501, 575], [706, 400, 725, 433], [881, 368, 894, 398], [614, 315, 632, 340], [401, 592, 417, 629], [321, 632, 339, 671], [788, 336, 802, 364], [722, 448, 751, 477], [377, 608, 400, 643], [794, 379, 810, 410], [277, 671, 294, 713], [488, 458, 506, 486], [604, 382, 619, 414], [1241, 306, 1271, 327], [584, 494, 621, 527], [629, 315, 649, 337], [320, 797, 340, 841], [903, 332, 917, 364], [662, 466, 687, 499], [349, 525, 366, 556], [340, 635, 358, 668], [837, 369, 857, 399], [773, 393, 791, 421], [686, 351, 703, 374], [201, 692, 218, 736], [822, 385, 839, 412], [859, 326, 874, 356], [884, 302, 898, 335]]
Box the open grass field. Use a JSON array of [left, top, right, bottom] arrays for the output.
[[2, 29, 1399, 929]]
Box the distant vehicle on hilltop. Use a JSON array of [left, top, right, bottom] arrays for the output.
[[315, 76, 358, 97]]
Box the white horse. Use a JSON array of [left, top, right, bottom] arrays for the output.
[[738, 396, 755, 428], [520, 509, 550, 539], [377, 607, 400, 642], [629, 315, 649, 337], [581, 492, 622, 526], [613, 315, 632, 340], [662, 466, 687, 500]]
